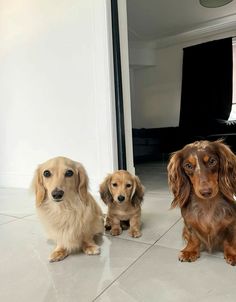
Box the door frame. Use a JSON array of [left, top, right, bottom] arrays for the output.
[[110, 0, 135, 173], [111, 0, 127, 170]]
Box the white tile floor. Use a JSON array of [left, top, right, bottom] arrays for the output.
[[1, 162, 236, 302]]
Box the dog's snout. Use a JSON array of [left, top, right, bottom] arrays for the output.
[[52, 188, 64, 201], [117, 195, 125, 202], [199, 188, 213, 198]]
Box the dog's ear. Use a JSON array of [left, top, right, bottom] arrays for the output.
[[131, 176, 144, 207], [99, 175, 113, 204], [31, 167, 46, 207], [77, 163, 89, 203], [213, 140, 236, 202], [167, 150, 191, 208]]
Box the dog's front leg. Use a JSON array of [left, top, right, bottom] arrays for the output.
[[129, 214, 142, 238], [104, 215, 112, 231], [110, 216, 122, 236], [179, 226, 200, 262], [49, 246, 69, 262]]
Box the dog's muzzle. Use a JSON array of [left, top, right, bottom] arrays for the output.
[[51, 188, 64, 201]]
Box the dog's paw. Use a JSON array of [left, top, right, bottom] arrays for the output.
[[178, 250, 200, 262], [129, 229, 141, 238], [83, 245, 100, 255], [110, 227, 122, 236], [49, 249, 68, 262], [104, 216, 112, 231], [224, 254, 236, 266]]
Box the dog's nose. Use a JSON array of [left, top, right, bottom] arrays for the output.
[[52, 188, 64, 201], [118, 195, 125, 202], [199, 188, 212, 198]]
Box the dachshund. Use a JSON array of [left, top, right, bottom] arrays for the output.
[[167, 140, 236, 265], [32, 156, 104, 262], [99, 170, 144, 238]]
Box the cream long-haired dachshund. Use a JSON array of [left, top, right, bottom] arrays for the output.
[[99, 170, 144, 238], [32, 157, 104, 262]]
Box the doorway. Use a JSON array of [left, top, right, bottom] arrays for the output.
[[122, 1, 236, 172]]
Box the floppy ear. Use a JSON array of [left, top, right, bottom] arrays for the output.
[[99, 175, 113, 205], [77, 163, 89, 203], [212, 140, 236, 202], [167, 150, 191, 208], [131, 176, 144, 207], [31, 167, 46, 207]]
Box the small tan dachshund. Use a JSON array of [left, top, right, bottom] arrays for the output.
[[99, 170, 144, 238]]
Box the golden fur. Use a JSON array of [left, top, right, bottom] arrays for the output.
[[99, 170, 144, 238], [32, 156, 104, 262]]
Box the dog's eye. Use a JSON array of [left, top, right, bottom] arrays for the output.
[[43, 170, 51, 178], [126, 184, 132, 188], [65, 170, 74, 177], [112, 183, 117, 187], [184, 163, 193, 170], [208, 158, 217, 167]]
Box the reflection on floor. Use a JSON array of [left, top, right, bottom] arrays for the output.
[[1, 161, 236, 302]]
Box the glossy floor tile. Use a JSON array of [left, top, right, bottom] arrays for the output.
[[96, 245, 236, 302], [1, 161, 236, 302]]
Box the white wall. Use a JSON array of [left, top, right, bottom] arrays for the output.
[[130, 45, 182, 128], [0, 0, 118, 192], [130, 30, 236, 129]]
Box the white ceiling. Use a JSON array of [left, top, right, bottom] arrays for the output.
[[127, 0, 236, 41]]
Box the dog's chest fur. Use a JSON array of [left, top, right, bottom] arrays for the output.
[[109, 202, 140, 220], [37, 198, 85, 240], [183, 195, 236, 250]]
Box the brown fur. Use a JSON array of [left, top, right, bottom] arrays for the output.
[[167, 140, 236, 265], [99, 170, 144, 238], [32, 157, 104, 262]]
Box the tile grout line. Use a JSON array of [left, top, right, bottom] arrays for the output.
[[0, 218, 19, 226], [0, 213, 21, 219], [0, 213, 37, 226], [93, 217, 181, 301], [102, 213, 181, 245], [152, 217, 182, 245], [103, 233, 153, 245], [92, 244, 153, 301]]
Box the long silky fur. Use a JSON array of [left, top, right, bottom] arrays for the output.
[[167, 150, 191, 208]]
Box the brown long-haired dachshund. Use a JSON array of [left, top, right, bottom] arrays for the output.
[[167, 140, 236, 265], [99, 170, 144, 238]]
